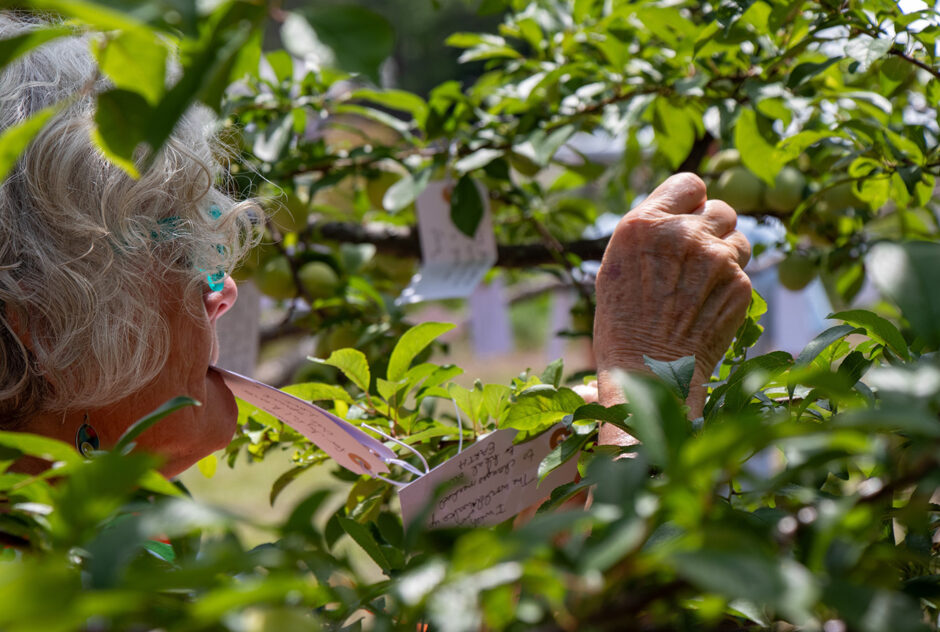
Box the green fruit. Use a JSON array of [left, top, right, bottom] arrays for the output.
[[231, 238, 279, 282], [820, 181, 862, 212], [368, 254, 416, 286], [315, 324, 359, 357], [715, 166, 764, 212], [706, 148, 741, 173], [764, 166, 806, 214], [777, 252, 816, 291], [298, 261, 339, 300], [254, 255, 296, 300], [291, 360, 338, 384], [509, 152, 541, 177], [270, 193, 309, 234], [328, 325, 359, 351], [230, 260, 256, 282], [366, 170, 402, 211], [311, 175, 358, 213]]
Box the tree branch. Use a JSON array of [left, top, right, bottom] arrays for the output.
[[311, 220, 613, 267]]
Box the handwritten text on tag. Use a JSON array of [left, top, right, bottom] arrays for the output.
[[398, 425, 578, 528], [211, 367, 393, 476]]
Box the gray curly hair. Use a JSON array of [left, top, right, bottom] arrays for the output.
[[0, 14, 258, 426]]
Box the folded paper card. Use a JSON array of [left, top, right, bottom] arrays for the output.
[[212, 367, 395, 476], [214, 367, 580, 527], [397, 180, 497, 304], [398, 425, 579, 528]]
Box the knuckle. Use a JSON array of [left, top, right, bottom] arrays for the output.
[[730, 270, 753, 297], [707, 199, 738, 222], [669, 172, 707, 198], [610, 213, 659, 246]]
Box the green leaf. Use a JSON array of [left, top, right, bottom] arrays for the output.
[[735, 109, 788, 185], [844, 34, 894, 72], [538, 432, 591, 480], [351, 89, 428, 125], [270, 466, 309, 506], [283, 382, 354, 405], [265, 50, 294, 84], [0, 103, 60, 183], [93, 30, 167, 105], [144, 0, 264, 157], [138, 470, 184, 497], [833, 408, 940, 439], [671, 552, 817, 624], [514, 124, 576, 167], [27, 0, 151, 32], [828, 309, 910, 361], [707, 351, 793, 417], [643, 355, 695, 399], [384, 166, 432, 212], [501, 385, 584, 433], [455, 148, 503, 175], [445, 32, 504, 48], [448, 382, 485, 426], [252, 113, 292, 163], [572, 403, 630, 426], [879, 55, 912, 94], [387, 322, 455, 382], [115, 396, 200, 453], [50, 450, 161, 547], [0, 432, 80, 466], [287, 7, 394, 83], [869, 241, 940, 350], [483, 383, 512, 422], [539, 358, 564, 389], [652, 98, 696, 169], [786, 57, 840, 88], [824, 581, 929, 632], [0, 24, 72, 68], [794, 324, 860, 368], [338, 516, 390, 572], [314, 348, 371, 393], [196, 454, 217, 479], [612, 371, 688, 468], [93, 89, 153, 178], [450, 175, 485, 238]]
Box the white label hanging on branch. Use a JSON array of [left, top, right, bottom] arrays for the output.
[[397, 178, 497, 304]]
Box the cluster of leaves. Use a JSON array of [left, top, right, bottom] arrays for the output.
[[7, 240, 940, 631], [215, 0, 940, 314], [2, 0, 940, 630]]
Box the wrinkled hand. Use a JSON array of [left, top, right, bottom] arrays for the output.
[[593, 173, 752, 441]]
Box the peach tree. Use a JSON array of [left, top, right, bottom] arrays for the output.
[[0, 0, 939, 630]]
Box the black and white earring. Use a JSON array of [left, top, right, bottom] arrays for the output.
[[75, 414, 99, 458]]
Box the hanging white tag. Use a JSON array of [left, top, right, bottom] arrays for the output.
[[212, 367, 393, 476], [214, 367, 581, 526], [398, 425, 579, 528], [397, 179, 497, 304]]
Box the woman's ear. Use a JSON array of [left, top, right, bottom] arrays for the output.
[[204, 275, 238, 324]]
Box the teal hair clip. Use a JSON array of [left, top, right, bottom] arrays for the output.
[[152, 207, 229, 291]]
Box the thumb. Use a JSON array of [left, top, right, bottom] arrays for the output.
[[638, 173, 707, 216]]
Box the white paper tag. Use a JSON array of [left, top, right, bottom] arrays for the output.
[[212, 367, 393, 476], [398, 425, 579, 528], [397, 180, 497, 304]]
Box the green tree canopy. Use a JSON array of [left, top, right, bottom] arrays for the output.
[[1, 1, 940, 630]]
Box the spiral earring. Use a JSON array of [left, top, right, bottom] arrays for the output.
[[75, 414, 99, 458]]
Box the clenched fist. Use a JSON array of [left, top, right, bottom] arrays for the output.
[[593, 173, 752, 445]]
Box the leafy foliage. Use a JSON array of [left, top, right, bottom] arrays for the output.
[[1, 0, 940, 630]]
